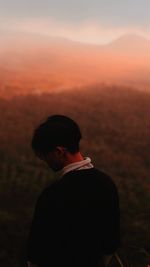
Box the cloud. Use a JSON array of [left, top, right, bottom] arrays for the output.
[[0, 17, 150, 44]]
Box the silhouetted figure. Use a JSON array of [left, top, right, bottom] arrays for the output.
[[26, 115, 120, 267]]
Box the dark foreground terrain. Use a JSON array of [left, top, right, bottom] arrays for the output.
[[0, 84, 150, 267]]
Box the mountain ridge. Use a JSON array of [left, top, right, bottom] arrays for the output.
[[0, 32, 150, 98]]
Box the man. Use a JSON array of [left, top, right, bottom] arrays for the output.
[[27, 115, 120, 267]]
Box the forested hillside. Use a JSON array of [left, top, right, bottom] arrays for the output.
[[0, 84, 150, 267]]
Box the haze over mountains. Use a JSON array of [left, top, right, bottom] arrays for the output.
[[0, 32, 150, 98]]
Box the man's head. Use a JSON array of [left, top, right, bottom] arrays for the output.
[[31, 115, 82, 171]]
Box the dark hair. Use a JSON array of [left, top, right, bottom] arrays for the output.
[[32, 115, 82, 155]]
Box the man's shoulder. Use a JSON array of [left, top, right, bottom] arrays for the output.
[[63, 167, 108, 178], [62, 168, 118, 194], [36, 179, 60, 204], [63, 167, 115, 185], [37, 167, 118, 203]]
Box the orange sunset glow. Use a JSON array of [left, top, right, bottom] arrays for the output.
[[0, 31, 150, 98]]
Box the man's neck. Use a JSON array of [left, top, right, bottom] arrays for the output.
[[63, 152, 84, 167], [61, 156, 94, 177]]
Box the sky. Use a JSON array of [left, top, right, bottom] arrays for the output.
[[0, 0, 150, 44]]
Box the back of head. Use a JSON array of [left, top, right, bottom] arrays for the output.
[[32, 115, 82, 156]]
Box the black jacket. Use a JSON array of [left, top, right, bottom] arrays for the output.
[[27, 168, 120, 267]]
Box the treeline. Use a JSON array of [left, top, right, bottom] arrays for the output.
[[0, 84, 150, 267]]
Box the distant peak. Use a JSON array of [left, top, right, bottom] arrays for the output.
[[110, 34, 150, 44], [106, 34, 150, 52]]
